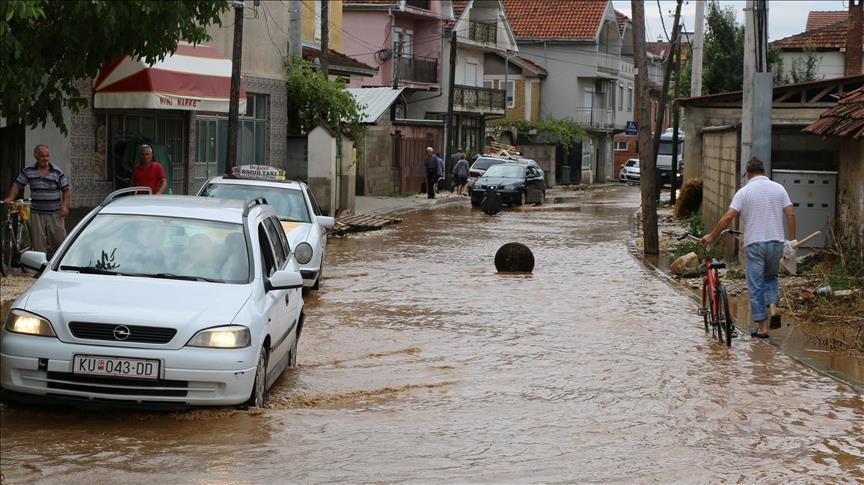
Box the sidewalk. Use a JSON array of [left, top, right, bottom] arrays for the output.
[[354, 191, 467, 215]]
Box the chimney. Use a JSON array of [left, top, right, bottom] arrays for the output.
[[846, 0, 864, 76]]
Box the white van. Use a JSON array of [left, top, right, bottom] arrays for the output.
[[657, 128, 684, 184]]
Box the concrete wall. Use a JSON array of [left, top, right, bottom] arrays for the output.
[[517, 43, 600, 120], [360, 122, 398, 195], [837, 139, 864, 262], [519, 144, 556, 186], [284, 135, 308, 182], [208, 4, 288, 81], [302, 0, 343, 52], [779, 51, 846, 81], [307, 125, 355, 215], [701, 126, 740, 262], [343, 10, 392, 86]]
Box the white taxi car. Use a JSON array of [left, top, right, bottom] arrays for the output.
[[1, 189, 304, 408], [198, 166, 334, 291]]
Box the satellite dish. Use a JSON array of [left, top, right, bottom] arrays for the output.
[[374, 48, 392, 64]]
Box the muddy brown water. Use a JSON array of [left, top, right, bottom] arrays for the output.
[[2, 187, 862, 483]]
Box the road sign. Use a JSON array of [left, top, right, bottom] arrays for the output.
[[625, 121, 638, 135]]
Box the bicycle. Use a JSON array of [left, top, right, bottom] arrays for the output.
[[0, 199, 33, 276], [669, 229, 742, 347]]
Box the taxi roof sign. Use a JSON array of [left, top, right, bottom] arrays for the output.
[[231, 164, 286, 181]]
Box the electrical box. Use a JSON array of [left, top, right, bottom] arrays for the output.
[[773, 170, 837, 249]]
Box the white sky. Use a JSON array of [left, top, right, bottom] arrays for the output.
[[615, 1, 849, 42]]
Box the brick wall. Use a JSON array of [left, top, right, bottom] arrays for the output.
[[531, 82, 541, 120], [613, 134, 638, 180], [701, 127, 740, 261]]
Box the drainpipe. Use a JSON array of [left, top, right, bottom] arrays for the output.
[[389, 8, 395, 85]]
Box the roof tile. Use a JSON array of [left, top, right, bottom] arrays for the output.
[[806, 11, 847, 31], [772, 20, 849, 50], [502, 0, 608, 41], [803, 85, 864, 139]]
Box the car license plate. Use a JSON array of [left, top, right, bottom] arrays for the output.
[[72, 355, 160, 380]]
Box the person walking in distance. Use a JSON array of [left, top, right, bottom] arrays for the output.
[[131, 144, 167, 194], [700, 158, 796, 339], [3, 144, 70, 256], [424, 147, 440, 199], [452, 153, 470, 196]]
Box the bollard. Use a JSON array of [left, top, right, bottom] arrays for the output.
[[495, 242, 534, 273], [481, 190, 503, 215]]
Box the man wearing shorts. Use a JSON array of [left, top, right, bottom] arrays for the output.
[[701, 158, 796, 339]]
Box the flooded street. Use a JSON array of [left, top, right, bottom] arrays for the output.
[[2, 186, 863, 483]]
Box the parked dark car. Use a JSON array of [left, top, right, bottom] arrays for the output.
[[470, 162, 545, 207]]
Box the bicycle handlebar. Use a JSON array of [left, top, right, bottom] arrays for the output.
[[662, 229, 743, 244], [1, 199, 33, 205]]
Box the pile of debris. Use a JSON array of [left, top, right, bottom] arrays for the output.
[[331, 213, 402, 236], [481, 141, 520, 158]]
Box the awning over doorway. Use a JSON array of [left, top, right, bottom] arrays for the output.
[[94, 44, 246, 113]]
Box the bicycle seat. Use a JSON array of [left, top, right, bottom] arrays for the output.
[[709, 259, 726, 269]]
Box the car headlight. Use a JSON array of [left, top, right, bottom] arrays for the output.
[[4, 309, 56, 337], [187, 325, 251, 348], [294, 242, 313, 265]]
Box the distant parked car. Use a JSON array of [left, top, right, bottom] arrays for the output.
[[619, 158, 640, 183], [470, 162, 545, 207]]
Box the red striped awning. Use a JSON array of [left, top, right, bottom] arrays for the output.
[[94, 44, 246, 113]]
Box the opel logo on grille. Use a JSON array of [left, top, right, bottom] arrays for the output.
[[113, 325, 131, 341]]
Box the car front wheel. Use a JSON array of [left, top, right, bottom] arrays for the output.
[[245, 345, 268, 408]]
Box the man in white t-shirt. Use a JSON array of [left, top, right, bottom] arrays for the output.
[[700, 158, 796, 339]]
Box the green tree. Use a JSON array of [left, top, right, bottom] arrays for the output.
[[284, 57, 365, 144], [702, 1, 744, 94], [1, 0, 229, 134], [487, 117, 586, 151]]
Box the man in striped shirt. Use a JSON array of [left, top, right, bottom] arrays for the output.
[[4, 144, 71, 256], [701, 158, 796, 339]]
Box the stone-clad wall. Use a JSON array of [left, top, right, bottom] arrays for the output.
[[69, 80, 113, 208], [701, 126, 740, 262]]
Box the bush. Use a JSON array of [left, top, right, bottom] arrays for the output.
[[675, 177, 703, 218]]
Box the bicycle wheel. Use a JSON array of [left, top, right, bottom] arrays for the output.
[[711, 286, 725, 344], [717, 285, 734, 347], [701, 279, 709, 332], [18, 221, 31, 253], [1, 224, 15, 272]]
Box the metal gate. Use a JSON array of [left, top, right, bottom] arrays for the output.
[[394, 131, 440, 194]]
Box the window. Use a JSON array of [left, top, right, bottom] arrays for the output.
[[628, 85, 633, 111], [314, 0, 321, 40], [263, 217, 288, 267], [406, 0, 430, 8], [483, 80, 493, 89], [614, 141, 628, 151], [618, 84, 624, 110], [505, 80, 515, 108], [465, 60, 478, 86], [306, 189, 323, 216], [258, 224, 277, 278], [195, 93, 269, 175]]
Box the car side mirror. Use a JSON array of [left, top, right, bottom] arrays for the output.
[[317, 216, 335, 228], [266, 269, 304, 291], [20, 251, 48, 273]]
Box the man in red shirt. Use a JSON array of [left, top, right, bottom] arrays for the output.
[[131, 144, 167, 194]]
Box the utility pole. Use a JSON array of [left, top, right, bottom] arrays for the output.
[[288, 0, 302, 59], [741, 0, 772, 177], [632, 0, 659, 255], [226, 0, 244, 170], [650, 0, 683, 201], [445, 29, 457, 166], [320, 0, 329, 76], [393, 41, 402, 89], [670, 32, 682, 205], [690, 0, 705, 97]]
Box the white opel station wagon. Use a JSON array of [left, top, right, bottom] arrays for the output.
[[0, 189, 304, 409], [198, 166, 334, 291]]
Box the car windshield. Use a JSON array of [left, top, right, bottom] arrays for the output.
[[59, 215, 250, 283], [483, 164, 525, 178], [471, 158, 505, 171], [626, 159, 638, 167], [201, 183, 311, 223]]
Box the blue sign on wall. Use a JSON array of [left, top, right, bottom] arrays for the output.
[[625, 121, 638, 135]]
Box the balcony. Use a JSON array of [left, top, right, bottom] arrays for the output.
[[597, 53, 619, 76], [573, 107, 614, 130], [468, 21, 497, 45], [397, 55, 438, 84], [454, 84, 505, 114]]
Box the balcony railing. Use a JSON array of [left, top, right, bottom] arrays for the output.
[[573, 107, 614, 129], [454, 84, 505, 113], [398, 55, 438, 84], [597, 53, 619, 75], [468, 21, 497, 44]]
